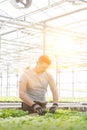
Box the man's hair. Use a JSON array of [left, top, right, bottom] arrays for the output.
[[38, 55, 51, 65]]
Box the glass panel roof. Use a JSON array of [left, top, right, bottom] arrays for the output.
[[0, 0, 87, 74]]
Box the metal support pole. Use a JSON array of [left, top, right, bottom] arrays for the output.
[[6, 64, 9, 96], [72, 66, 75, 99], [55, 55, 60, 96], [16, 71, 19, 96], [0, 74, 2, 96], [0, 34, 2, 96], [55, 56, 58, 87], [43, 23, 46, 55]]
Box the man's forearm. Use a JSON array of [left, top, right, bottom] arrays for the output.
[[53, 91, 58, 103], [19, 91, 34, 107], [53, 96, 58, 103]]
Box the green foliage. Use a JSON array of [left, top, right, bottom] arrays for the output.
[[0, 96, 22, 102], [0, 109, 87, 130], [0, 96, 87, 102], [0, 109, 28, 118]]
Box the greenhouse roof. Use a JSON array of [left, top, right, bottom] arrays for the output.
[[0, 0, 87, 74]]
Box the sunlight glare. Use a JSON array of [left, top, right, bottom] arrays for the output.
[[55, 35, 77, 55]]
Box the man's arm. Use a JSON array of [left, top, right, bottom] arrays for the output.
[[48, 74, 58, 113], [19, 81, 35, 107], [48, 75, 58, 103]]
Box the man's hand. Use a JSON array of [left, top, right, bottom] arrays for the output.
[[49, 103, 58, 113], [32, 104, 44, 115]]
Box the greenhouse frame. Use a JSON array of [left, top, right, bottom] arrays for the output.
[[0, 0, 87, 100], [0, 0, 87, 130]]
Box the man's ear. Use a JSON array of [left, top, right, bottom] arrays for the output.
[[36, 61, 39, 65]]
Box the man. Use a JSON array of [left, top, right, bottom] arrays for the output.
[[19, 55, 58, 115]]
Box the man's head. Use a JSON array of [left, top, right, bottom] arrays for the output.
[[38, 55, 51, 65], [35, 55, 51, 73]]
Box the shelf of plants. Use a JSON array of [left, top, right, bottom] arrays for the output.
[[0, 108, 87, 130], [0, 102, 87, 111]]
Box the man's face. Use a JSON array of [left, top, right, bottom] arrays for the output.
[[37, 62, 49, 73]]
